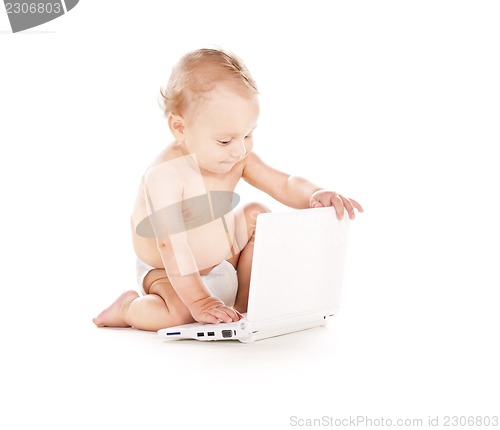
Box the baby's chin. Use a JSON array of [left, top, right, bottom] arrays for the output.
[[200, 161, 235, 175], [216, 164, 236, 174]]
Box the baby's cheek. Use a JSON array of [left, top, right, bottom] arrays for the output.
[[244, 139, 254, 153]]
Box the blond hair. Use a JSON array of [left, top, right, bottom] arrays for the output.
[[159, 48, 258, 117]]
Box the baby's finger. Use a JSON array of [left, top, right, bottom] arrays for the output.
[[211, 306, 237, 323], [340, 195, 356, 220], [350, 198, 364, 213], [198, 313, 221, 324], [221, 306, 241, 322], [331, 195, 345, 220], [311, 199, 324, 208]]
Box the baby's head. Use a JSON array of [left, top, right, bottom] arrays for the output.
[[160, 48, 260, 174], [160, 48, 258, 119]]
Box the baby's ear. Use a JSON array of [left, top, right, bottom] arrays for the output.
[[168, 114, 185, 140]]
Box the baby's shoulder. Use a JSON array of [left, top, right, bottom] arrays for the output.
[[143, 145, 205, 195], [147, 143, 183, 168], [145, 145, 196, 176]]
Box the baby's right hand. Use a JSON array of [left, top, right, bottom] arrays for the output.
[[189, 296, 242, 324]]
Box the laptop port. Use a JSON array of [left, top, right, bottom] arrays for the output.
[[207, 332, 215, 337], [222, 330, 232, 338], [197, 332, 204, 337], [166, 332, 181, 336]]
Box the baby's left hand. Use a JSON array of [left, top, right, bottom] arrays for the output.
[[310, 190, 363, 220]]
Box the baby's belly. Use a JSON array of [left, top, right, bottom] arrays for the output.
[[132, 212, 236, 273], [184, 214, 236, 271]]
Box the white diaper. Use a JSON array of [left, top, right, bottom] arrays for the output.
[[136, 259, 238, 307]]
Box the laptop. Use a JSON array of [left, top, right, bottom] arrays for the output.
[[157, 206, 349, 343]]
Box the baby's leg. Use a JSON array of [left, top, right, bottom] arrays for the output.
[[92, 290, 140, 328], [93, 270, 194, 331], [93, 202, 270, 329], [228, 202, 270, 313]]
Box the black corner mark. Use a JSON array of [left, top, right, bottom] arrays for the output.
[[4, 1, 80, 33], [64, 0, 78, 12]]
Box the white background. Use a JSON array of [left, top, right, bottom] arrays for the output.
[[1, 1, 499, 429]]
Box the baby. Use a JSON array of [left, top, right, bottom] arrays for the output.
[[93, 48, 363, 331]]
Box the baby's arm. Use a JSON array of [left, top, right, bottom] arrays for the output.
[[143, 164, 240, 324], [155, 236, 240, 324], [243, 152, 363, 219]]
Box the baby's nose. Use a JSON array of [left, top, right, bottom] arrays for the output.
[[230, 140, 247, 158]]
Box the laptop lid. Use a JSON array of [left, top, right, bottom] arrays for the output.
[[246, 207, 349, 323]]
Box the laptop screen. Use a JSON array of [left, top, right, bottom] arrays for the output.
[[246, 207, 349, 323]]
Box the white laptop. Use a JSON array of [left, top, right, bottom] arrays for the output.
[[157, 206, 349, 343]]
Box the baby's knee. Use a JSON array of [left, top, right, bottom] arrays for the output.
[[242, 203, 270, 238], [243, 202, 270, 223], [233, 202, 270, 246]]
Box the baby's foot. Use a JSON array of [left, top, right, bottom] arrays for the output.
[[92, 290, 139, 327]]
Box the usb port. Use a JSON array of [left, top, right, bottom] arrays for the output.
[[222, 330, 232, 338], [207, 332, 215, 337], [197, 332, 204, 337]]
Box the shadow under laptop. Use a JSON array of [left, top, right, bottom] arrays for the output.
[[156, 325, 340, 357]]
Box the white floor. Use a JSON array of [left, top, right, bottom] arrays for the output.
[[2, 210, 499, 429]]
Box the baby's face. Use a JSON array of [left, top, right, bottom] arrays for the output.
[[181, 84, 259, 174]]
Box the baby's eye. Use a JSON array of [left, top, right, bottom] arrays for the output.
[[217, 139, 232, 145]]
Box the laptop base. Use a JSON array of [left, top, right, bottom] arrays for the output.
[[157, 311, 335, 343]]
